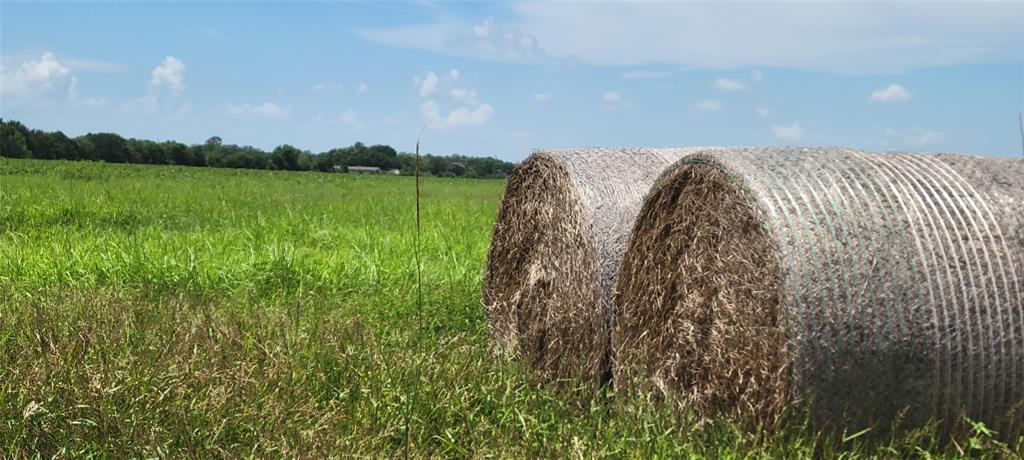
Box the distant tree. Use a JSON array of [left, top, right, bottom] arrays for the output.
[[75, 136, 96, 161], [297, 151, 317, 171], [24, 129, 78, 160], [128, 139, 168, 164], [271, 144, 302, 171], [1, 121, 31, 158], [83, 132, 132, 163], [0, 118, 516, 178], [43, 130, 80, 160], [163, 141, 189, 165], [185, 145, 207, 167]]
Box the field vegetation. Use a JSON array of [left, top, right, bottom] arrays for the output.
[[0, 158, 1017, 457]]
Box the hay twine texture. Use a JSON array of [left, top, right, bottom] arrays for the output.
[[614, 147, 1024, 436], [484, 148, 707, 386]]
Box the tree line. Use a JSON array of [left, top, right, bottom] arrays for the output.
[[0, 119, 516, 179]]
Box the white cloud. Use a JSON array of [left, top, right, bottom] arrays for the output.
[[531, 93, 551, 103], [225, 102, 290, 119], [415, 69, 493, 128], [692, 100, 721, 112], [358, 16, 545, 63], [509, 2, 1022, 74], [149, 56, 185, 95], [421, 99, 493, 127], [361, 4, 1020, 73], [886, 127, 946, 147], [415, 71, 441, 97], [602, 91, 625, 110], [450, 88, 479, 105], [0, 51, 72, 99], [122, 56, 187, 113], [445, 103, 493, 126], [621, 70, 672, 79], [420, 99, 441, 120], [756, 108, 770, 119], [713, 77, 748, 91], [356, 82, 368, 94], [772, 121, 804, 140], [869, 83, 911, 103], [751, 69, 764, 82]]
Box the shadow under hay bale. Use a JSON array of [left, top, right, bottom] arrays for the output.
[[484, 148, 706, 387], [613, 147, 1024, 438]]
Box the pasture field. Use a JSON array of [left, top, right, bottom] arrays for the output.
[[0, 158, 1015, 458]]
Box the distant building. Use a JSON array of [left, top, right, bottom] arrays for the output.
[[348, 166, 381, 174], [332, 165, 345, 172]]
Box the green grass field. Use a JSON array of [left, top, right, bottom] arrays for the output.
[[0, 158, 1017, 458]]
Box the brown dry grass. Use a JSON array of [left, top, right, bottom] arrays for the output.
[[613, 161, 789, 426], [483, 154, 605, 386]]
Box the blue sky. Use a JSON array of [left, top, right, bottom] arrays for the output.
[[2, 1, 1022, 160]]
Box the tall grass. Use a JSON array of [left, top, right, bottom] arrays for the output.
[[0, 158, 1018, 457]]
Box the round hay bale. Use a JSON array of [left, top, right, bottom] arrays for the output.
[[613, 147, 1024, 435], [484, 148, 704, 386]]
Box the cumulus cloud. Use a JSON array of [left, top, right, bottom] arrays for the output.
[[149, 56, 185, 95], [444, 104, 494, 126], [420, 99, 493, 127], [450, 88, 479, 105], [602, 91, 625, 110], [358, 16, 545, 63], [224, 102, 291, 119], [869, 83, 911, 103], [531, 93, 551, 102], [122, 56, 188, 113], [356, 82, 368, 94], [772, 121, 804, 140], [0, 52, 72, 99], [692, 100, 721, 112], [713, 78, 748, 91], [415, 71, 441, 97], [415, 68, 493, 127]]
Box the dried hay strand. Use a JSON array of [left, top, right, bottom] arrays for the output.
[[484, 148, 702, 386], [614, 147, 1024, 436]]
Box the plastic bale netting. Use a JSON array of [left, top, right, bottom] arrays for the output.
[[484, 148, 711, 386], [613, 147, 1024, 437]]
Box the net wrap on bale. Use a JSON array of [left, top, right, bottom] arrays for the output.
[[484, 147, 707, 385], [614, 147, 1024, 436]]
